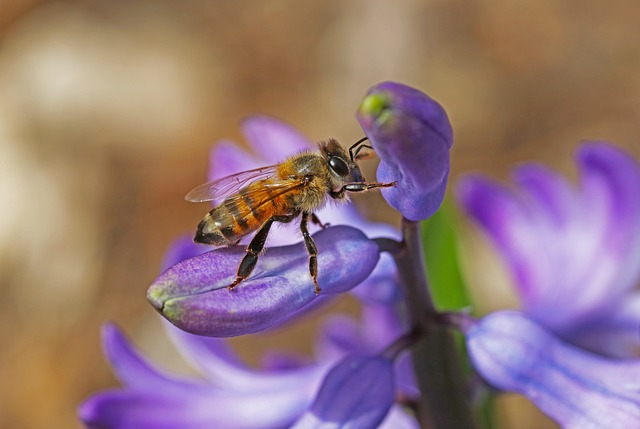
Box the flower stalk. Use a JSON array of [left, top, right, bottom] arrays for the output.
[[390, 218, 475, 429]]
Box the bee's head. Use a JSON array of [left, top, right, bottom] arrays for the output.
[[319, 139, 366, 188]]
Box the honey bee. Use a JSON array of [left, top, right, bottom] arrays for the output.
[[185, 137, 394, 294]]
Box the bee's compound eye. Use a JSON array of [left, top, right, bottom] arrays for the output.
[[328, 156, 350, 177]]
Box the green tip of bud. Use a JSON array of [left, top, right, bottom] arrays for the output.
[[359, 92, 393, 124]]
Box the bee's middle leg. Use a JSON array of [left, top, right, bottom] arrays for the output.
[[300, 212, 321, 294], [311, 213, 330, 229], [228, 213, 298, 290]]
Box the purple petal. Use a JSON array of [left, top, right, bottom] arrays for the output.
[[466, 311, 640, 429], [80, 385, 315, 429], [101, 323, 198, 391], [458, 142, 640, 344], [148, 226, 380, 337], [207, 140, 264, 182], [80, 325, 325, 429], [314, 314, 362, 362], [571, 292, 640, 358], [161, 234, 209, 271], [357, 81, 452, 221], [164, 321, 329, 391], [378, 406, 420, 429], [242, 115, 313, 163], [291, 355, 395, 429]]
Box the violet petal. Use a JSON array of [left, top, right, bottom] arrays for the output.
[[79, 324, 324, 429], [466, 311, 640, 429], [291, 355, 395, 429], [164, 321, 330, 391], [242, 115, 312, 162], [357, 81, 453, 221], [148, 225, 380, 337], [458, 142, 640, 353]]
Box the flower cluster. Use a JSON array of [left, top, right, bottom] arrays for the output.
[[80, 82, 640, 429]]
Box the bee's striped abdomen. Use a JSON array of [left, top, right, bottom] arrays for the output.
[[194, 180, 286, 246]]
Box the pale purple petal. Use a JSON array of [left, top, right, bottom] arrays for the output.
[[148, 226, 380, 337], [458, 142, 640, 353], [466, 311, 640, 429], [291, 355, 395, 429], [571, 292, 640, 358], [100, 323, 199, 391], [207, 140, 264, 182], [164, 321, 329, 391], [314, 314, 362, 362], [242, 115, 313, 163], [161, 234, 208, 271], [80, 324, 325, 429], [357, 81, 452, 221], [80, 386, 315, 429], [378, 406, 420, 429]]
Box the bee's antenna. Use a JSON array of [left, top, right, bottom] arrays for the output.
[[349, 137, 373, 161]]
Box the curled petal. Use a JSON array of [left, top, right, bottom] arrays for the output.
[[466, 311, 640, 429], [148, 226, 380, 337], [291, 355, 395, 429], [357, 81, 452, 221]]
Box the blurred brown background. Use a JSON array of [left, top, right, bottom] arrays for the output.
[[1, 1, 639, 428]]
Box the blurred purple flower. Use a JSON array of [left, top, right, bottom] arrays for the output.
[[79, 323, 331, 429], [357, 81, 453, 221], [465, 311, 640, 429], [458, 142, 640, 356]]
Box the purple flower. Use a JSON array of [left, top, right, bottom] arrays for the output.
[[457, 142, 640, 356], [357, 81, 453, 221], [465, 311, 640, 429], [291, 355, 395, 429], [79, 323, 331, 429], [148, 226, 380, 337]]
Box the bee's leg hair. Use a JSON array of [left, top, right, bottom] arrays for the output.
[[228, 213, 298, 290], [300, 212, 321, 294]]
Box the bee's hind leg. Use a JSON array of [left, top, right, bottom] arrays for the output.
[[228, 213, 298, 290], [300, 212, 321, 294]]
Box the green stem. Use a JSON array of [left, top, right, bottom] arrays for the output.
[[385, 218, 475, 428]]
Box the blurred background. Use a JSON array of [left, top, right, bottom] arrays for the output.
[[1, 0, 639, 428]]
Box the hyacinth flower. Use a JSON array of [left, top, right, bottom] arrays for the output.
[[446, 310, 640, 429], [457, 142, 640, 357], [82, 81, 461, 429]]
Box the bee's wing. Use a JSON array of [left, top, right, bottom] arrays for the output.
[[185, 165, 279, 203], [213, 178, 306, 230]]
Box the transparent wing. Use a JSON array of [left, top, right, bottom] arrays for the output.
[[185, 165, 279, 203], [212, 179, 306, 231]]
